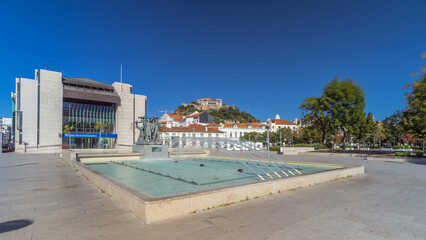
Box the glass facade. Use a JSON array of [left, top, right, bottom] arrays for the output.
[[62, 100, 116, 149]]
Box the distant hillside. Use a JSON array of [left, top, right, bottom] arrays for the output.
[[209, 107, 259, 124], [174, 104, 198, 115], [174, 105, 259, 124]]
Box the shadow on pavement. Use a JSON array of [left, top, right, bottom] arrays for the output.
[[406, 158, 426, 165], [0, 219, 33, 234]]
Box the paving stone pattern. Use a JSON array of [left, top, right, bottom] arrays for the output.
[[0, 153, 425, 240]]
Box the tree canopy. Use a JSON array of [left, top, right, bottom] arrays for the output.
[[299, 96, 333, 143], [401, 53, 426, 142], [299, 77, 366, 147]]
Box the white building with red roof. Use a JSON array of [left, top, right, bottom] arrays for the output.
[[219, 122, 267, 140], [269, 114, 299, 132], [159, 113, 184, 127], [160, 123, 225, 147]]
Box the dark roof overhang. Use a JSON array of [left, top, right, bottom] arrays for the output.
[[63, 88, 120, 104]]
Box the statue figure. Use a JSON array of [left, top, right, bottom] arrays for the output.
[[143, 117, 151, 142], [135, 115, 162, 145], [151, 116, 160, 142], [135, 120, 145, 145]]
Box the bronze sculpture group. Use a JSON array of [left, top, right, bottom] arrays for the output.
[[135, 116, 161, 145]]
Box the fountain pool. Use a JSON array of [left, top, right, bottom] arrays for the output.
[[85, 158, 340, 197]]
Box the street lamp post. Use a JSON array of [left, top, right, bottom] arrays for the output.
[[267, 118, 270, 158]]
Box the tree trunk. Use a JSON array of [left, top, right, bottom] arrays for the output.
[[343, 132, 347, 149], [321, 130, 326, 144]]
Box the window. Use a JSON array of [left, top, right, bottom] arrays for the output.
[[230, 132, 232, 138]]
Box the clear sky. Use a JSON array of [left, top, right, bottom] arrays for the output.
[[1, 0, 425, 122]]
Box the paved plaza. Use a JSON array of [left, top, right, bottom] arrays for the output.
[[0, 153, 425, 240]]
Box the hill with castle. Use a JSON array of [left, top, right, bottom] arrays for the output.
[[174, 98, 258, 123]]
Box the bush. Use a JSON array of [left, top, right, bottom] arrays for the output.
[[415, 151, 424, 157], [313, 143, 326, 150], [292, 144, 311, 147], [403, 151, 411, 157], [395, 152, 403, 156]]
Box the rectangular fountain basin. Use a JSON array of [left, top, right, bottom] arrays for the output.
[[70, 157, 364, 223]]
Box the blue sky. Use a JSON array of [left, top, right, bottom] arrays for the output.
[[1, 0, 425, 121]]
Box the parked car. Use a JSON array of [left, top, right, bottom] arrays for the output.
[[2, 143, 14, 153]]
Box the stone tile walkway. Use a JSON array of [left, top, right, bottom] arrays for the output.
[[1, 153, 425, 239]]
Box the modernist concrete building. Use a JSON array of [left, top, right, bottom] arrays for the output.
[[12, 69, 147, 153]]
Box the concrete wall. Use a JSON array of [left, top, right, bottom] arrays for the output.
[[283, 147, 315, 155], [112, 82, 147, 148], [39, 70, 63, 149], [18, 78, 38, 148], [15, 70, 64, 153]]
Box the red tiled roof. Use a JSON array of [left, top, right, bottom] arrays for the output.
[[161, 124, 223, 133], [167, 114, 184, 122], [207, 123, 220, 127], [272, 119, 297, 125]]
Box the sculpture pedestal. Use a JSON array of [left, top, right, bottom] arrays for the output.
[[132, 145, 169, 159]]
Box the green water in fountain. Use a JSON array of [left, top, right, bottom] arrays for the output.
[[85, 158, 340, 197]]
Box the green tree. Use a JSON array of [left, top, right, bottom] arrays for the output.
[[354, 112, 377, 148], [299, 97, 333, 143], [209, 107, 258, 123], [174, 104, 198, 115], [374, 123, 386, 147], [63, 125, 75, 133], [270, 127, 293, 145], [322, 78, 366, 148], [365, 112, 378, 146], [95, 122, 108, 133], [382, 111, 404, 146], [301, 126, 323, 144], [240, 132, 266, 142], [353, 113, 367, 148], [401, 53, 426, 151]]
